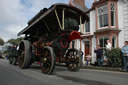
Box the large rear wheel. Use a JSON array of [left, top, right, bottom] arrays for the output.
[[40, 46, 55, 75], [65, 49, 82, 72], [18, 40, 32, 69]]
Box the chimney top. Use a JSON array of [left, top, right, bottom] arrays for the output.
[[69, 0, 88, 12]]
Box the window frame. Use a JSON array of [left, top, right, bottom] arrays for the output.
[[97, 5, 109, 29], [85, 21, 90, 33], [110, 3, 116, 27], [99, 36, 109, 48], [112, 36, 117, 48]]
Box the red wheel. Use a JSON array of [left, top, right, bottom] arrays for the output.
[[40, 46, 55, 75]]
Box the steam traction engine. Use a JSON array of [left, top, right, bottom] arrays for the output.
[[17, 3, 89, 74]]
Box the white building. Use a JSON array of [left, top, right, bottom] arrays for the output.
[[70, 0, 128, 64]]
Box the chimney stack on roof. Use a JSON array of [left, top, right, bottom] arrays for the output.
[[69, 0, 88, 12]]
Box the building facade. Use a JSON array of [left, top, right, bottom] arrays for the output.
[[70, 0, 128, 64]]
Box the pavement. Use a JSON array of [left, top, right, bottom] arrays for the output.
[[57, 63, 122, 72], [0, 59, 128, 85], [82, 65, 121, 72]]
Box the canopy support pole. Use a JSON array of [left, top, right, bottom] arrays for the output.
[[62, 9, 65, 30], [54, 10, 62, 30], [80, 16, 82, 33]]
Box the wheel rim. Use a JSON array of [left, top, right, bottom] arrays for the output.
[[18, 46, 25, 67], [66, 50, 81, 71], [40, 49, 53, 74]]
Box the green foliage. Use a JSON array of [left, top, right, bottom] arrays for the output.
[[7, 37, 23, 45], [106, 48, 122, 66], [0, 38, 4, 45]]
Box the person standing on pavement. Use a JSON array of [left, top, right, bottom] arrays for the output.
[[86, 54, 91, 66], [94, 45, 103, 66], [121, 41, 128, 72]]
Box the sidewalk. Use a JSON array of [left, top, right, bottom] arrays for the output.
[[82, 65, 121, 72], [56, 63, 122, 72]]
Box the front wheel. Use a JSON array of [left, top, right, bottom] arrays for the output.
[[65, 49, 82, 72], [40, 46, 55, 75]]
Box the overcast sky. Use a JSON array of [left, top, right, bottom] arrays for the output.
[[0, 0, 94, 42]]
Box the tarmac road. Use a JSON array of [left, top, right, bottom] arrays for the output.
[[0, 59, 128, 85]]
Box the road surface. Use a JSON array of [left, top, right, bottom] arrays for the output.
[[0, 59, 128, 85]]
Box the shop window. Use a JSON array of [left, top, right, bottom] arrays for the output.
[[98, 5, 108, 28]]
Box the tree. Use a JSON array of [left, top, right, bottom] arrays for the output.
[[7, 37, 23, 45], [0, 38, 4, 45]]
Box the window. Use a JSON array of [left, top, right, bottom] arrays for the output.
[[99, 37, 108, 48], [111, 3, 115, 26], [85, 21, 90, 32], [98, 5, 108, 28], [112, 36, 116, 48]]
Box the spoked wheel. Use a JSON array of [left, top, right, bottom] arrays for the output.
[[66, 49, 82, 72], [18, 40, 32, 69], [40, 46, 55, 75]]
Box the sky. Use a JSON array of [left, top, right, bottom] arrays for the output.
[[0, 0, 94, 42]]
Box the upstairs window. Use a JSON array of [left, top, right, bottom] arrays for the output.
[[85, 21, 90, 32], [111, 3, 115, 26], [98, 5, 108, 28]]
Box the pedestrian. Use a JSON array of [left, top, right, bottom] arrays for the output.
[[94, 45, 103, 66], [121, 41, 128, 72], [86, 54, 91, 66], [106, 40, 112, 50]]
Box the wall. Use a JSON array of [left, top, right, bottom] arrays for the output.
[[90, 10, 97, 64], [75, 39, 86, 64], [118, 1, 125, 48], [90, 10, 96, 34], [123, 1, 128, 42]]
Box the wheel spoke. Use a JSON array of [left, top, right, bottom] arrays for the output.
[[66, 49, 81, 72], [40, 47, 55, 74]]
